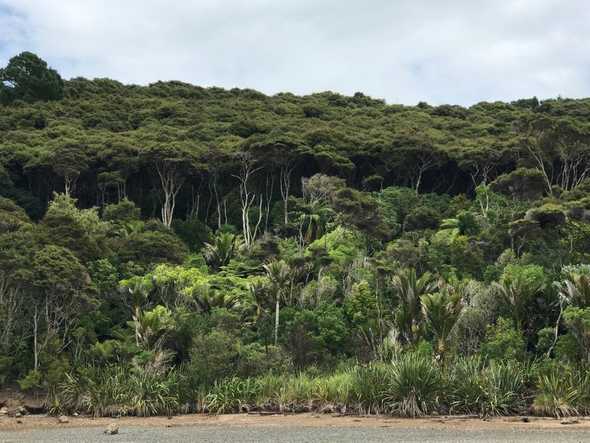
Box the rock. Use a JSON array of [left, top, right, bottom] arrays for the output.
[[560, 418, 579, 425], [0, 406, 8, 415], [521, 417, 530, 423], [57, 415, 69, 424], [104, 423, 119, 435], [14, 412, 22, 418], [24, 404, 46, 415], [16, 419, 22, 424]]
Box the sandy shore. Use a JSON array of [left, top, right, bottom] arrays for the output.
[[2, 412, 589, 432]]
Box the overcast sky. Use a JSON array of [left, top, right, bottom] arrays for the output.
[[0, 0, 588, 105]]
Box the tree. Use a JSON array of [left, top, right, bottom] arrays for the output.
[[42, 193, 110, 262], [421, 281, 463, 358], [493, 264, 546, 332], [388, 133, 446, 194], [142, 144, 197, 229], [263, 260, 291, 346], [31, 245, 93, 370], [203, 232, 241, 271], [0, 52, 64, 104], [247, 132, 304, 225], [390, 268, 435, 345], [233, 151, 264, 250], [522, 117, 590, 195], [0, 196, 30, 233], [50, 141, 90, 196]]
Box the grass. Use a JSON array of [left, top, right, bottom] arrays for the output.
[[49, 355, 590, 418]]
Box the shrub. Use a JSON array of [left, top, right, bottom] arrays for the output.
[[350, 363, 393, 414], [128, 370, 179, 417], [446, 356, 486, 414], [384, 353, 442, 417], [56, 366, 179, 417], [532, 369, 579, 418], [480, 318, 526, 361], [479, 361, 527, 416]]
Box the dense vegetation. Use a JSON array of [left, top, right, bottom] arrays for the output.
[[3, 52, 590, 418]]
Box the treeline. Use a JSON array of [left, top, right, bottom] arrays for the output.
[[2, 52, 590, 418]]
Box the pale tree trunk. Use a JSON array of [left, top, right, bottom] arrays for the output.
[[213, 178, 222, 229], [274, 298, 280, 346], [33, 305, 39, 371], [413, 159, 434, 195], [234, 154, 263, 250], [264, 174, 275, 232], [527, 139, 554, 196], [557, 142, 590, 191], [64, 174, 77, 197], [280, 165, 293, 225], [156, 162, 184, 228], [0, 276, 19, 351]]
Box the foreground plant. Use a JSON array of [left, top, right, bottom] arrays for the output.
[[384, 353, 442, 417]]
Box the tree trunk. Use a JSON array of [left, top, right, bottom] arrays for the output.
[[274, 298, 280, 346], [280, 165, 292, 225], [33, 305, 38, 371], [156, 162, 183, 228]]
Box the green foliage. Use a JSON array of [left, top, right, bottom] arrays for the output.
[[281, 303, 347, 368], [563, 307, 590, 361], [0, 52, 64, 104], [421, 283, 463, 357], [3, 54, 590, 419], [480, 318, 526, 361], [532, 367, 580, 418], [391, 268, 435, 345], [384, 353, 442, 417]]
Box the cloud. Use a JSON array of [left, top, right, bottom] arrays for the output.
[[0, 0, 588, 105]]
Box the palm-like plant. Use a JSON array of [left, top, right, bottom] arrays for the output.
[[122, 277, 154, 346], [493, 274, 545, 331], [420, 281, 463, 358], [545, 272, 590, 357], [263, 260, 291, 346], [203, 232, 240, 270], [390, 268, 435, 345], [559, 273, 590, 307], [189, 284, 239, 313]]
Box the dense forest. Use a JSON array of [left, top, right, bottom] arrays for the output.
[[3, 52, 590, 418]]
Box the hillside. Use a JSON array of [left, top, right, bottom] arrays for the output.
[[2, 52, 590, 418]]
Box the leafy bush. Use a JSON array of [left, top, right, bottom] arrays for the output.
[[532, 369, 579, 418], [55, 366, 179, 417], [447, 356, 486, 414], [350, 363, 393, 414], [479, 361, 527, 416], [480, 318, 526, 361], [384, 353, 442, 417]]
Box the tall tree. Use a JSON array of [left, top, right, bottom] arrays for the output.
[[0, 52, 64, 104], [142, 144, 197, 228]]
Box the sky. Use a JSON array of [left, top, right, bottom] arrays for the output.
[[0, 0, 588, 106]]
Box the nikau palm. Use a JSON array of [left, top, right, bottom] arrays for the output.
[[421, 281, 463, 358], [391, 268, 435, 345], [263, 260, 291, 346]]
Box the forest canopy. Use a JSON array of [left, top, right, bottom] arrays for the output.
[[3, 53, 590, 418]]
